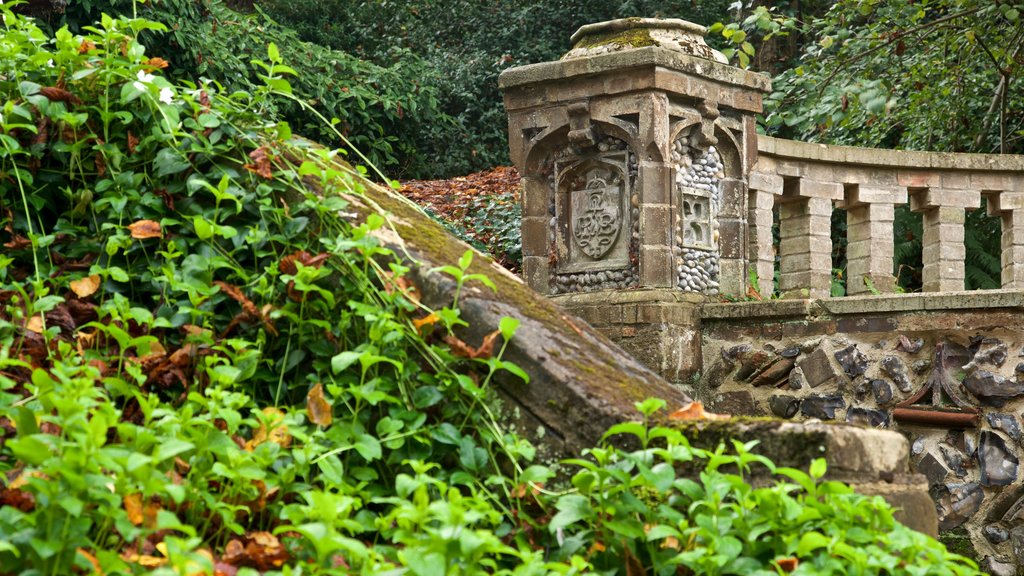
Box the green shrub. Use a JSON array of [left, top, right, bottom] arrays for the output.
[[0, 8, 983, 574]]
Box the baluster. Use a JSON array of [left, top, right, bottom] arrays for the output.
[[777, 178, 842, 299], [843, 185, 907, 295]]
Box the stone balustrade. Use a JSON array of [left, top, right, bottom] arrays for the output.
[[752, 137, 1024, 298], [501, 18, 1024, 302]]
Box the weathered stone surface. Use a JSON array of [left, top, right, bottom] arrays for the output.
[[1013, 526, 1024, 565], [979, 431, 1019, 487], [750, 357, 795, 387], [982, 556, 1016, 576], [984, 524, 1011, 545], [834, 344, 869, 379], [723, 343, 751, 361], [798, 347, 840, 388], [898, 335, 924, 354], [970, 336, 1008, 368], [872, 379, 894, 405], [780, 346, 800, 359], [988, 413, 1022, 442], [917, 452, 949, 486], [736, 349, 771, 381], [880, 355, 913, 393], [940, 445, 969, 478], [963, 369, 1024, 407], [846, 407, 889, 428], [711, 390, 764, 416], [801, 394, 845, 420], [911, 359, 931, 374], [788, 366, 806, 390], [769, 394, 799, 419], [933, 482, 984, 531]]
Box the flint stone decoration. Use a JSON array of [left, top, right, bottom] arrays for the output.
[[798, 347, 840, 389], [916, 452, 950, 487], [780, 346, 800, 359], [979, 431, 1019, 486], [788, 366, 806, 390], [723, 343, 752, 361], [933, 482, 984, 531], [898, 335, 925, 354], [834, 344, 869, 379], [987, 413, 1022, 442], [881, 355, 912, 393], [940, 445, 969, 478], [801, 394, 845, 420], [872, 379, 894, 406], [962, 369, 1024, 407], [846, 407, 889, 428], [969, 336, 1008, 368], [769, 394, 799, 419], [985, 524, 1011, 545]]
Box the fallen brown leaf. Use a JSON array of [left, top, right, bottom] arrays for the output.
[[128, 220, 162, 239], [444, 329, 501, 360], [306, 383, 333, 427], [667, 401, 730, 421], [70, 274, 101, 298]]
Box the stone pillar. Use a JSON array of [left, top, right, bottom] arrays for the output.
[[748, 171, 783, 297], [520, 174, 551, 292], [985, 191, 1024, 289], [777, 178, 842, 298], [718, 178, 747, 297], [844, 185, 907, 295], [909, 188, 980, 292], [638, 93, 674, 287]]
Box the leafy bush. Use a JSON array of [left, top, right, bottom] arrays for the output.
[[0, 7, 984, 574], [51, 0, 449, 176], [257, 0, 736, 178]]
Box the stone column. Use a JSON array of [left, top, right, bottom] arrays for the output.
[[844, 185, 907, 295], [909, 188, 980, 292], [747, 171, 783, 297], [520, 174, 551, 292], [638, 93, 674, 287], [777, 178, 842, 298], [984, 191, 1024, 289]]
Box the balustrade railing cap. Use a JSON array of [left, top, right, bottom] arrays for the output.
[[565, 17, 727, 63]]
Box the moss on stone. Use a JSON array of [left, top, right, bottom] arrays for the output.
[[668, 418, 832, 468], [937, 528, 978, 564], [572, 27, 657, 51]]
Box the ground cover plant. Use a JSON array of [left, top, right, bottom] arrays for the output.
[[0, 6, 985, 574]]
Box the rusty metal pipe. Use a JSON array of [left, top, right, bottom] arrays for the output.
[[892, 408, 979, 428]]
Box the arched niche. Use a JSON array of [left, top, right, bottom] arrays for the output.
[[537, 133, 640, 294], [671, 125, 726, 294]]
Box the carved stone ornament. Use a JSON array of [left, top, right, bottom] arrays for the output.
[[573, 177, 621, 259]]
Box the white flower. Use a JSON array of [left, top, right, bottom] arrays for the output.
[[158, 87, 174, 104], [133, 70, 155, 92]]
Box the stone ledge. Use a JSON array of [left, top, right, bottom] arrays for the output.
[[703, 290, 1024, 321], [758, 135, 1024, 172], [499, 46, 771, 93], [702, 299, 814, 319], [551, 288, 705, 307]]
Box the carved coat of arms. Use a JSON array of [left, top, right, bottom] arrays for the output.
[[572, 178, 621, 259]]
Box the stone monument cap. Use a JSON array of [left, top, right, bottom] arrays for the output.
[[565, 17, 728, 63]]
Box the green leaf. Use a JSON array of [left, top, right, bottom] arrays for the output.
[[331, 351, 361, 373], [797, 531, 831, 556], [267, 42, 280, 63], [549, 494, 592, 532], [499, 316, 519, 340], [154, 148, 190, 177], [809, 457, 827, 479], [353, 433, 381, 461]]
